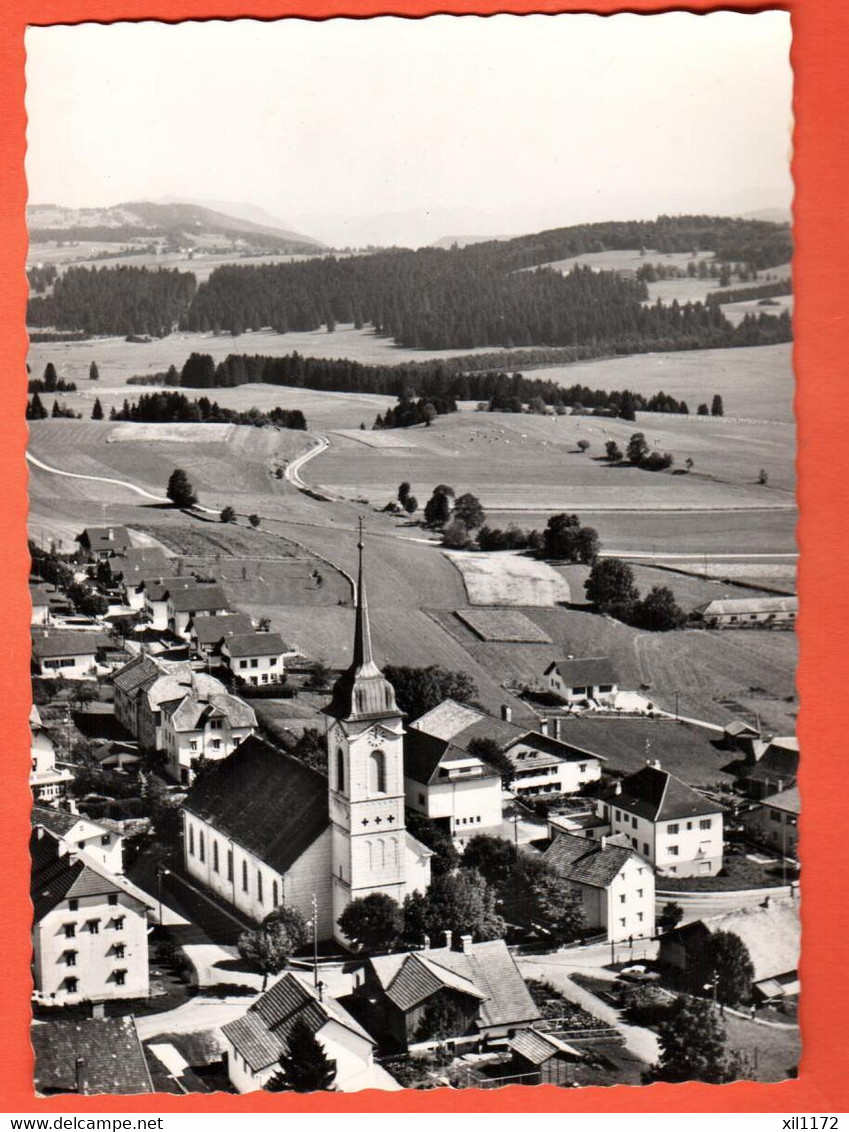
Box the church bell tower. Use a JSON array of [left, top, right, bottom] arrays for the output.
[[324, 521, 407, 942]]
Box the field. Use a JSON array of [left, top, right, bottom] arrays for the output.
[[446, 551, 571, 607], [455, 608, 552, 643]]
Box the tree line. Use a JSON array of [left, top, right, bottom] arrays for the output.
[[27, 265, 197, 337], [27, 264, 58, 294], [706, 279, 792, 306], [106, 389, 307, 430]]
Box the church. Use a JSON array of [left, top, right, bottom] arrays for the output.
[[181, 533, 432, 943]]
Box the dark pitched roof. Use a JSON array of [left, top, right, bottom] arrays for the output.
[[140, 575, 198, 602], [224, 631, 288, 658], [166, 584, 229, 613], [545, 657, 617, 687], [600, 764, 721, 822], [78, 526, 132, 554], [221, 972, 373, 1073], [509, 1029, 580, 1065], [543, 830, 639, 888], [403, 729, 500, 787], [431, 709, 604, 768], [182, 735, 329, 874], [31, 630, 105, 659], [32, 1017, 153, 1095], [30, 829, 123, 921], [747, 739, 799, 784], [190, 612, 253, 647], [760, 785, 800, 814], [112, 654, 166, 695], [31, 805, 88, 837], [108, 547, 171, 580]]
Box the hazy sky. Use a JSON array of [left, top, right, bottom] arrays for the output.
[[25, 13, 793, 247]]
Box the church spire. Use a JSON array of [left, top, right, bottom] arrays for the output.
[[324, 517, 401, 721], [352, 518, 374, 670]]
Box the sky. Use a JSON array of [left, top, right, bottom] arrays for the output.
[[25, 13, 793, 248]]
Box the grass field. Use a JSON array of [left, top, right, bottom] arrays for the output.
[[446, 551, 572, 607]]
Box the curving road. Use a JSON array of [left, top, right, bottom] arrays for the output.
[[283, 433, 334, 496], [26, 450, 171, 503]]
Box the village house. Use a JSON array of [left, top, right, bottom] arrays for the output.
[[692, 595, 798, 629], [30, 582, 53, 625], [166, 584, 230, 639], [31, 804, 125, 874], [352, 936, 541, 1053], [113, 654, 230, 752], [220, 631, 296, 686], [741, 785, 799, 858], [188, 612, 253, 659], [76, 525, 133, 562], [182, 536, 432, 942], [658, 897, 801, 1002], [542, 657, 618, 706], [107, 548, 172, 607], [542, 830, 656, 943], [591, 762, 724, 878], [138, 575, 198, 629], [744, 736, 799, 799], [31, 629, 105, 678], [32, 1017, 154, 1095], [410, 700, 604, 798], [159, 687, 256, 785], [31, 828, 149, 1007], [30, 706, 73, 802], [403, 727, 503, 842], [221, 971, 400, 1094]]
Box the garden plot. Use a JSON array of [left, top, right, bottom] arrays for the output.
[[446, 551, 571, 607], [455, 608, 552, 643]]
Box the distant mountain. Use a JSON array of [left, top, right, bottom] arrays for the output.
[[158, 196, 325, 246], [737, 206, 792, 225], [27, 200, 324, 252]]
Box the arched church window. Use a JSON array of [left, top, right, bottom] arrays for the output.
[[369, 749, 386, 794], [336, 748, 345, 793]]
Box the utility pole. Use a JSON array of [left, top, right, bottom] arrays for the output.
[[311, 892, 319, 987]]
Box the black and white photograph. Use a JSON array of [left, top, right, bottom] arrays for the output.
[[24, 12, 799, 1095]]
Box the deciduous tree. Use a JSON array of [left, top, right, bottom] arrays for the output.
[[166, 468, 197, 509], [337, 893, 403, 953], [644, 997, 744, 1084], [584, 557, 639, 612]]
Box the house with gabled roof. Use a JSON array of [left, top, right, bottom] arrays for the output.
[[542, 657, 618, 705], [166, 584, 230, 639], [77, 525, 133, 561], [32, 1017, 154, 1095], [591, 761, 724, 877], [32, 803, 124, 875], [410, 699, 603, 798], [32, 629, 106, 678], [221, 631, 297, 686], [138, 575, 198, 629], [543, 830, 655, 942], [745, 736, 798, 799], [742, 785, 800, 858], [692, 594, 797, 629], [112, 653, 230, 752], [403, 727, 503, 842], [30, 705, 72, 802], [221, 971, 400, 1094], [159, 686, 256, 785], [31, 828, 149, 1006], [352, 936, 540, 1052], [188, 611, 253, 658], [30, 582, 53, 625]]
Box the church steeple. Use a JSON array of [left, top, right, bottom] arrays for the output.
[[325, 519, 401, 721]]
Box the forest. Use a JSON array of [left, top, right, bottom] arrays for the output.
[[26, 265, 197, 337], [109, 389, 306, 430]]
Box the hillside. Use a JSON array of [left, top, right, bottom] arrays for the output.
[[27, 200, 323, 252]]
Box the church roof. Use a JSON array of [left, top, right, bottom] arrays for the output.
[[325, 525, 401, 723], [182, 735, 329, 875]]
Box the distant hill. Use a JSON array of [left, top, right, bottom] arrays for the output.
[[431, 234, 518, 250], [27, 200, 323, 253], [737, 206, 792, 226], [158, 196, 326, 247]]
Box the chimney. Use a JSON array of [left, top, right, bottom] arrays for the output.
[[646, 758, 661, 770], [107, 528, 114, 540], [443, 929, 453, 949], [500, 705, 512, 723], [460, 934, 473, 955], [539, 718, 549, 737], [90, 1002, 105, 1020], [600, 836, 607, 850], [75, 1056, 86, 1095], [614, 781, 622, 795], [422, 934, 431, 951]]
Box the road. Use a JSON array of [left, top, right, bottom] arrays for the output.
[[658, 884, 795, 924], [26, 450, 171, 503], [283, 432, 333, 495]]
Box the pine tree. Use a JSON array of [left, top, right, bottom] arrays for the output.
[[43, 363, 58, 392], [91, 398, 104, 421], [644, 997, 744, 1084], [89, 361, 99, 381], [265, 1019, 337, 1093], [711, 394, 725, 417]]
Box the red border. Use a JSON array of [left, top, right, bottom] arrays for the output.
[[2, 0, 847, 1112]]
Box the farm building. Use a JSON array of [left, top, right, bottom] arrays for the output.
[[29, 705, 72, 802], [543, 830, 655, 943], [32, 1017, 154, 1095], [76, 525, 133, 561], [723, 719, 762, 752], [692, 595, 797, 629], [591, 762, 724, 878], [741, 785, 799, 858], [542, 657, 618, 705], [744, 736, 798, 799], [658, 897, 800, 1001], [221, 972, 399, 1094], [188, 612, 253, 658], [507, 1030, 582, 1086], [221, 631, 297, 686], [31, 629, 104, 678], [409, 700, 604, 799], [403, 727, 503, 842], [351, 937, 540, 1052]]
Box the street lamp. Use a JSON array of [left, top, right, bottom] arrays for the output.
[[157, 865, 170, 928]]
